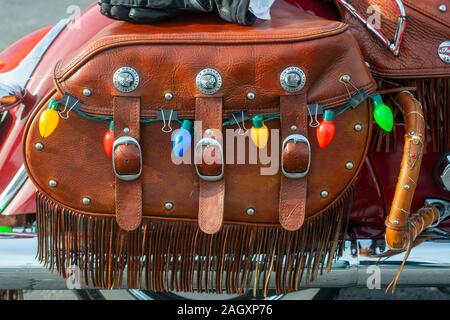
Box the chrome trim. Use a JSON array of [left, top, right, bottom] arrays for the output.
[[336, 0, 406, 56], [426, 198, 450, 227], [0, 165, 28, 214], [0, 18, 69, 88]]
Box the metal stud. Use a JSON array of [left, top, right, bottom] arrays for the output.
[[404, 184, 411, 191], [354, 123, 363, 132], [196, 68, 223, 95], [247, 92, 256, 100], [345, 161, 354, 170], [439, 4, 447, 12], [392, 219, 400, 225], [35, 143, 44, 151], [123, 127, 130, 134], [205, 129, 213, 136], [320, 190, 329, 198], [164, 92, 174, 101], [82, 197, 92, 206], [280, 66, 307, 92], [341, 74, 351, 82], [165, 202, 174, 210], [246, 208, 256, 216], [82, 88, 92, 97], [290, 125, 298, 132], [49, 180, 58, 188]]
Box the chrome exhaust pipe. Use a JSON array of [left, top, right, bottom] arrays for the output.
[[1, 236, 450, 290]]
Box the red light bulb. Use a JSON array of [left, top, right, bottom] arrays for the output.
[[317, 110, 336, 149], [103, 121, 114, 158]]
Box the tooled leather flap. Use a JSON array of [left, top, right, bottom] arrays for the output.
[[53, 1, 376, 117], [338, 0, 450, 78]]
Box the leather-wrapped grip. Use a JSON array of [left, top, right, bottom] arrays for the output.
[[385, 91, 432, 250]]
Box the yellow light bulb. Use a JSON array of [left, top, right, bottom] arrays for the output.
[[250, 115, 269, 149], [39, 100, 60, 138]]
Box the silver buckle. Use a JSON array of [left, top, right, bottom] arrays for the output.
[[281, 134, 311, 179], [195, 137, 224, 182], [112, 136, 142, 181]]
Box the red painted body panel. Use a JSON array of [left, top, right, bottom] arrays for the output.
[[0, 6, 112, 216], [0, 27, 51, 73], [1, 1, 449, 230]]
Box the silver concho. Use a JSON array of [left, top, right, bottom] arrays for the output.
[[113, 67, 140, 93], [439, 41, 450, 64], [196, 68, 223, 95], [280, 66, 307, 93]]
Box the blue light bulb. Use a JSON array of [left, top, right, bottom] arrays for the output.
[[172, 120, 192, 157]]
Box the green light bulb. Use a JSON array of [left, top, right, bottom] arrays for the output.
[[371, 94, 394, 132]]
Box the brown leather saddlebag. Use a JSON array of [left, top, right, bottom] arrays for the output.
[[336, 0, 450, 153], [24, 2, 376, 294]]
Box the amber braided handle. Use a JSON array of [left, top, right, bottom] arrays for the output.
[[384, 91, 440, 292], [385, 91, 429, 249]]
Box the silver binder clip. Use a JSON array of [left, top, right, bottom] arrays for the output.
[[59, 94, 81, 120], [230, 110, 249, 136], [307, 103, 320, 128], [157, 109, 178, 133]]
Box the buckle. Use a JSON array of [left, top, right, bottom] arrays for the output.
[[195, 137, 224, 182], [112, 136, 142, 181], [281, 134, 311, 179]]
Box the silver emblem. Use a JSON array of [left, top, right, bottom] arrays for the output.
[[196, 68, 223, 95], [439, 41, 450, 64], [113, 67, 140, 93], [280, 66, 307, 93]]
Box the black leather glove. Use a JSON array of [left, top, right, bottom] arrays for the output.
[[98, 0, 256, 26]]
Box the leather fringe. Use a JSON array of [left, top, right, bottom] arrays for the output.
[[36, 188, 353, 296], [372, 77, 450, 154]]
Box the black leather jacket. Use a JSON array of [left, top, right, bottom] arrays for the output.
[[98, 0, 257, 26]]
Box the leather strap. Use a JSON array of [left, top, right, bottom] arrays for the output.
[[279, 94, 309, 231], [113, 96, 143, 231], [195, 97, 225, 235]]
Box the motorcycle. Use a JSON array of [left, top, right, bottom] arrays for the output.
[[1, 0, 450, 297]]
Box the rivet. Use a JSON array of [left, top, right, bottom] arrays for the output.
[[290, 125, 298, 131], [320, 190, 329, 198], [341, 74, 351, 82], [392, 220, 400, 225], [404, 184, 411, 191], [49, 180, 58, 188], [35, 143, 44, 151], [205, 129, 213, 136], [165, 202, 174, 210], [82, 88, 92, 97], [164, 92, 174, 101], [246, 208, 256, 216], [247, 92, 256, 100], [354, 123, 363, 132], [439, 4, 447, 12], [82, 197, 92, 206], [345, 161, 354, 170], [123, 127, 130, 134]]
